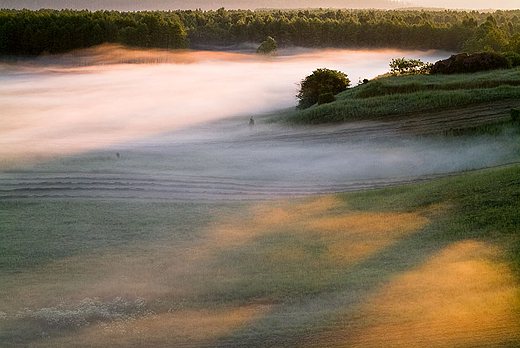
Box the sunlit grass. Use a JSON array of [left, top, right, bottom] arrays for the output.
[[303, 241, 520, 348], [309, 211, 429, 263]]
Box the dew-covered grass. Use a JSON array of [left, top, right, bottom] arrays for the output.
[[0, 165, 519, 347]]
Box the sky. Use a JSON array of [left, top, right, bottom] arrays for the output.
[[411, 0, 518, 9], [0, 0, 518, 10]]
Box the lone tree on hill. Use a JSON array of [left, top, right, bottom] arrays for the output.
[[256, 36, 277, 54], [297, 68, 350, 109]]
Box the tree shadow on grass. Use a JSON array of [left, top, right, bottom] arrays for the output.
[[206, 216, 485, 348]]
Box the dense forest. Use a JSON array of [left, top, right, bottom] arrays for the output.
[[0, 8, 519, 55]]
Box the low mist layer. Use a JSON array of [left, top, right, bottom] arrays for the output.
[[0, 45, 448, 167], [2, 115, 518, 201]]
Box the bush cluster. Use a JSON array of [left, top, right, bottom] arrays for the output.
[[318, 92, 336, 105], [430, 52, 511, 74], [503, 52, 520, 67], [389, 57, 432, 75]]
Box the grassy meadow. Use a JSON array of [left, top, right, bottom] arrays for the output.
[[1, 163, 519, 347], [2, 55, 520, 347], [283, 67, 520, 125]]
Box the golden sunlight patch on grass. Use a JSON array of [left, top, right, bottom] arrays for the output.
[[315, 240, 520, 348], [309, 212, 428, 235], [253, 196, 342, 226], [207, 196, 343, 248], [1, 194, 434, 348], [310, 212, 429, 264], [32, 304, 271, 348], [208, 197, 431, 269]]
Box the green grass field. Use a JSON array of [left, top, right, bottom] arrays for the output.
[[282, 68, 520, 125], [1, 164, 519, 347]]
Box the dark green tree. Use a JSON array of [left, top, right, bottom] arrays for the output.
[[297, 68, 350, 109], [462, 16, 509, 53], [508, 33, 520, 53], [256, 36, 277, 54]]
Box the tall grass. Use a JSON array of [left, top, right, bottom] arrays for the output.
[[286, 85, 520, 124], [355, 78, 520, 99], [355, 67, 520, 98]]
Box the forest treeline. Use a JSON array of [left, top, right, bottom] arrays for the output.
[[0, 9, 188, 54], [1, 8, 520, 55]]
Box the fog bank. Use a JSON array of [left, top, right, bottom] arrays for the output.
[[0, 46, 448, 166]]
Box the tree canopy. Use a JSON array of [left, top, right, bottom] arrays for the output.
[[1, 9, 520, 55], [0, 9, 187, 55], [297, 68, 350, 109], [256, 36, 277, 54]]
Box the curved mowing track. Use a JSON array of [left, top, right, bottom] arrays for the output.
[[0, 172, 462, 202]]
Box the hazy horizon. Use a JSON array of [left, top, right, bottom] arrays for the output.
[[0, 0, 518, 11]]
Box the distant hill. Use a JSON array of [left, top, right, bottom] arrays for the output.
[[0, 0, 409, 11]]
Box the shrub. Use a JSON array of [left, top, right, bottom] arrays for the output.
[[318, 92, 335, 105], [297, 68, 350, 109], [430, 52, 511, 74], [389, 57, 432, 75]]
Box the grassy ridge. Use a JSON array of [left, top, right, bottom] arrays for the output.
[[283, 68, 520, 125], [355, 69, 520, 98]]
